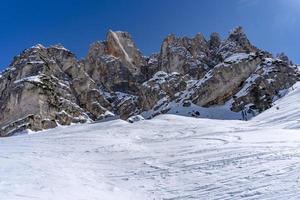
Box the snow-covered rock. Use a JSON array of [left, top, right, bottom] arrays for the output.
[[218, 26, 258, 59], [159, 33, 212, 79], [0, 27, 299, 136], [127, 115, 145, 123], [0, 85, 299, 199], [0, 46, 92, 136]]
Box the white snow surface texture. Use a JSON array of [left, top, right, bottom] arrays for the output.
[[0, 82, 300, 200]]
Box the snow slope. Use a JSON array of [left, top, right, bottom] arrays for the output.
[[252, 82, 300, 129], [0, 83, 299, 200]]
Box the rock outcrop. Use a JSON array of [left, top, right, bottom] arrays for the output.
[[139, 71, 187, 111], [0, 27, 299, 136], [0, 45, 90, 136], [159, 33, 212, 79], [218, 26, 258, 59], [84, 30, 146, 93]]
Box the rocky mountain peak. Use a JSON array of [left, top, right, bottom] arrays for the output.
[[159, 33, 212, 78], [164, 34, 176, 43], [217, 26, 258, 60], [106, 30, 145, 74], [208, 32, 221, 50], [276, 52, 291, 64], [86, 41, 108, 61], [194, 33, 207, 45], [48, 44, 72, 52], [229, 26, 245, 37], [84, 30, 147, 94], [0, 27, 299, 136], [227, 26, 257, 52], [31, 43, 46, 50]]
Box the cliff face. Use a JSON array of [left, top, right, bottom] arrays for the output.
[[0, 27, 299, 136], [0, 44, 109, 136]]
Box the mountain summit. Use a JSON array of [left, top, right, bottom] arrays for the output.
[[0, 28, 299, 136]]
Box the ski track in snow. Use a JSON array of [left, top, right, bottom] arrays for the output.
[[0, 83, 299, 200]]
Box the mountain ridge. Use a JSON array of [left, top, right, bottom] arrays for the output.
[[0, 26, 299, 136]]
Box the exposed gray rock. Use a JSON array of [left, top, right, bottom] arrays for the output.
[[231, 56, 299, 113], [139, 71, 187, 111], [84, 30, 146, 93], [0, 27, 299, 136], [209, 32, 221, 50], [141, 54, 159, 80], [159, 33, 212, 79], [0, 44, 109, 136], [137, 51, 299, 120], [217, 26, 258, 60], [190, 53, 262, 106], [106, 30, 146, 74]]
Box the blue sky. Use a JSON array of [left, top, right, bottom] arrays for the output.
[[0, 0, 299, 69]]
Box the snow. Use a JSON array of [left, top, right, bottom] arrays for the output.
[[234, 73, 260, 98], [263, 57, 274, 64], [127, 115, 145, 123], [30, 44, 45, 49], [27, 60, 45, 65], [141, 97, 245, 120], [144, 71, 169, 86], [224, 53, 254, 63], [147, 56, 158, 65], [13, 75, 41, 84], [0, 82, 300, 199], [50, 44, 70, 52], [140, 70, 246, 120], [252, 82, 300, 129]]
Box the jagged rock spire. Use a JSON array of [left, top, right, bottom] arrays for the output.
[[209, 32, 221, 50], [0, 27, 299, 136], [228, 26, 255, 50], [106, 30, 145, 74]]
